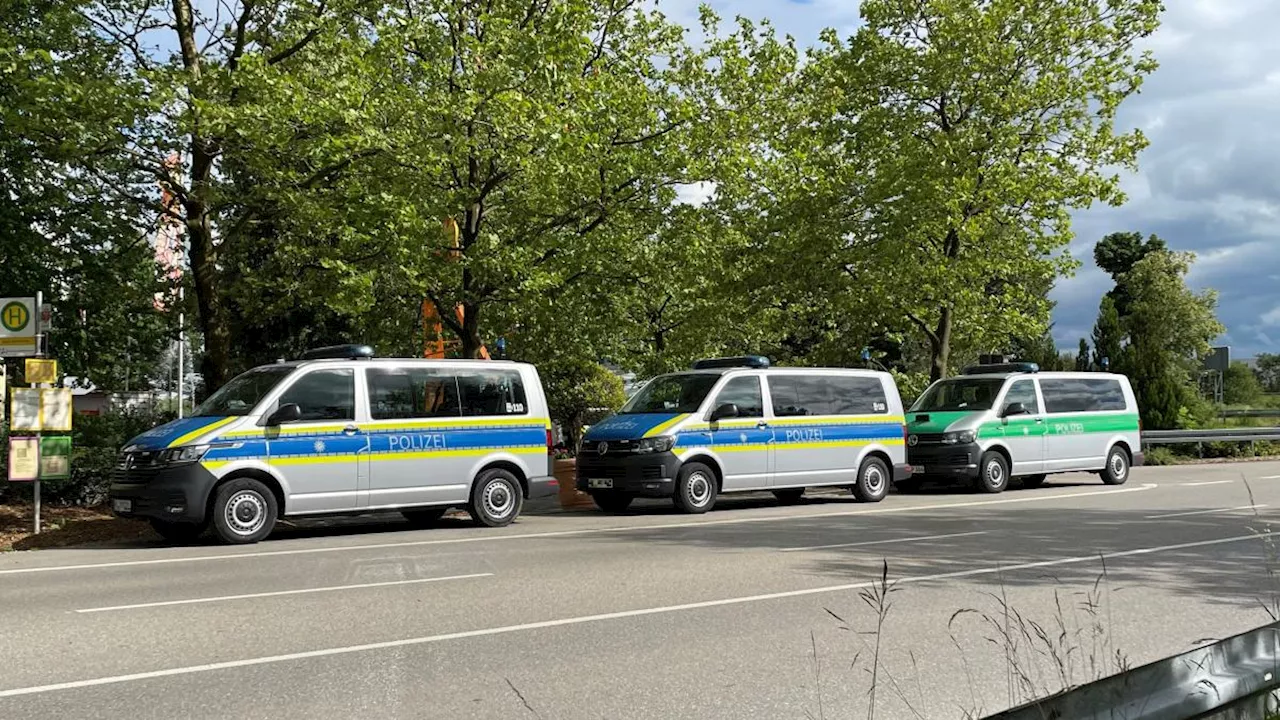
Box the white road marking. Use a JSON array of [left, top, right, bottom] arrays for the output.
[[73, 573, 492, 614], [0, 528, 1264, 700], [780, 530, 986, 552], [1179, 480, 1233, 487], [1261, 476, 1280, 480], [0, 483, 1158, 577], [1144, 504, 1265, 519]]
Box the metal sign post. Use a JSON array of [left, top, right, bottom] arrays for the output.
[[33, 290, 42, 534]]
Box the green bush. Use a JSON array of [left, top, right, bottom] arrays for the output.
[[1144, 446, 1176, 466], [2, 404, 174, 506]]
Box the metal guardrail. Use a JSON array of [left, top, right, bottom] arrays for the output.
[[1221, 409, 1280, 419], [988, 620, 1280, 719], [1143, 427, 1280, 445]]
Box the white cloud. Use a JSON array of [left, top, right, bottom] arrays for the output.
[[1262, 306, 1280, 327], [674, 181, 717, 207]]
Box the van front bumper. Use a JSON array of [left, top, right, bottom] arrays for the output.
[[109, 462, 217, 524], [906, 443, 981, 479], [574, 451, 682, 497]]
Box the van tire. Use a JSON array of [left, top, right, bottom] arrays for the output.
[[149, 518, 206, 544], [591, 491, 634, 513], [976, 452, 1009, 494], [468, 469, 524, 527], [1020, 474, 1047, 489], [402, 507, 449, 527], [851, 456, 890, 503], [772, 488, 805, 505], [673, 462, 717, 514], [210, 478, 278, 544], [1101, 446, 1130, 485]]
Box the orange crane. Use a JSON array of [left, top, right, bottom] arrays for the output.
[[422, 217, 489, 359]]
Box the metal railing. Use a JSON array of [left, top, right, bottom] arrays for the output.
[[988, 620, 1280, 719], [1221, 409, 1280, 419], [1143, 427, 1280, 445]]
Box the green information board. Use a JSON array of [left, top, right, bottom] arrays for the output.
[[39, 435, 71, 480]]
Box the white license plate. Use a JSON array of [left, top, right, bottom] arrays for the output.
[[587, 478, 613, 489], [912, 466, 925, 475], [112, 499, 133, 513]]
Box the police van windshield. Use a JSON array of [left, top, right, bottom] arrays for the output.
[[910, 378, 1007, 412], [620, 373, 721, 414], [191, 366, 295, 416]]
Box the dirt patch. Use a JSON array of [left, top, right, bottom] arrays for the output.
[[0, 504, 154, 552]]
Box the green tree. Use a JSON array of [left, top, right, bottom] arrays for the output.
[[541, 359, 627, 454], [1091, 295, 1125, 372], [1255, 354, 1280, 393], [0, 0, 169, 390], [828, 0, 1160, 380], [1224, 361, 1264, 406], [1076, 338, 1092, 371], [1094, 231, 1167, 315], [1122, 250, 1223, 428]]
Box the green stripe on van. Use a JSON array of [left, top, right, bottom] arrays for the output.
[[979, 413, 1139, 438]]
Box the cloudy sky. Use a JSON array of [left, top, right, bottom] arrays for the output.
[[665, 0, 1280, 360]]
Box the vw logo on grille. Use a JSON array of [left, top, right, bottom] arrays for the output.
[[908, 435, 919, 447], [597, 442, 609, 456]]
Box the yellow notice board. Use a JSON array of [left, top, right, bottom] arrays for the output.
[[8, 387, 72, 431], [25, 358, 57, 384]]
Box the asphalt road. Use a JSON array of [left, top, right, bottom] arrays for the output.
[[3, 461, 1280, 719]]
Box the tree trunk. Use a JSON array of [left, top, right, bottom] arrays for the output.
[[459, 300, 483, 358], [928, 306, 952, 382]]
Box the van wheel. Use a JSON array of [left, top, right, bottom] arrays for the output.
[[402, 507, 449, 527], [468, 468, 524, 527], [673, 462, 717, 514], [210, 478, 278, 544], [852, 457, 890, 503], [1020, 474, 1047, 489], [976, 452, 1009, 494], [591, 492, 633, 513], [1101, 446, 1130, 485], [772, 488, 805, 505], [149, 518, 206, 544]]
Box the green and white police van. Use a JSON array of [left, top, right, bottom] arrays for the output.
[[901, 363, 1143, 493], [576, 356, 910, 514]]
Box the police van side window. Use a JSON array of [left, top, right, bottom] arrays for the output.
[[1040, 378, 1126, 414], [828, 376, 889, 414], [1002, 379, 1040, 415], [367, 369, 462, 420], [713, 376, 763, 418], [458, 371, 528, 416], [770, 375, 886, 416], [277, 369, 355, 422]]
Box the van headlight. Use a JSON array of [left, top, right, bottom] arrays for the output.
[[162, 445, 211, 465], [941, 431, 975, 445], [635, 436, 675, 454]]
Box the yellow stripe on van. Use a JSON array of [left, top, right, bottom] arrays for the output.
[[221, 417, 551, 439], [644, 414, 691, 438], [779, 438, 904, 451], [169, 417, 239, 448]]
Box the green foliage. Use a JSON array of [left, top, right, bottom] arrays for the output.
[[1143, 446, 1176, 466], [540, 359, 627, 453], [1091, 295, 1125, 372], [1094, 231, 1167, 316], [1120, 250, 1224, 429], [1224, 362, 1265, 406], [1255, 354, 1280, 393], [1076, 339, 1092, 371]]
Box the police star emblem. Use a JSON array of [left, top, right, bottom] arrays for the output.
[[314, 440, 326, 453]]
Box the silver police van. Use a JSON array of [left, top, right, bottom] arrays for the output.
[[903, 362, 1143, 493], [576, 357, 910, 513], [109, 345, 556, 544]]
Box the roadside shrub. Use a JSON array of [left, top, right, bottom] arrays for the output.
[[1143, 446, 1176, 466]]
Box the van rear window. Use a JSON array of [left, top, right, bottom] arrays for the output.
[[1039, 378, 1126, 413]]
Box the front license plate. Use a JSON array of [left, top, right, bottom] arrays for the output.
[[587, 478, 613, 489], [912, 466, 925, 475], [112, 499, 133, 513]]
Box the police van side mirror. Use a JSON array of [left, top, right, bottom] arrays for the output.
[[266, 403, 303, 426], [1001, 402, 1027, 418], [710, 403, 740, 422]]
